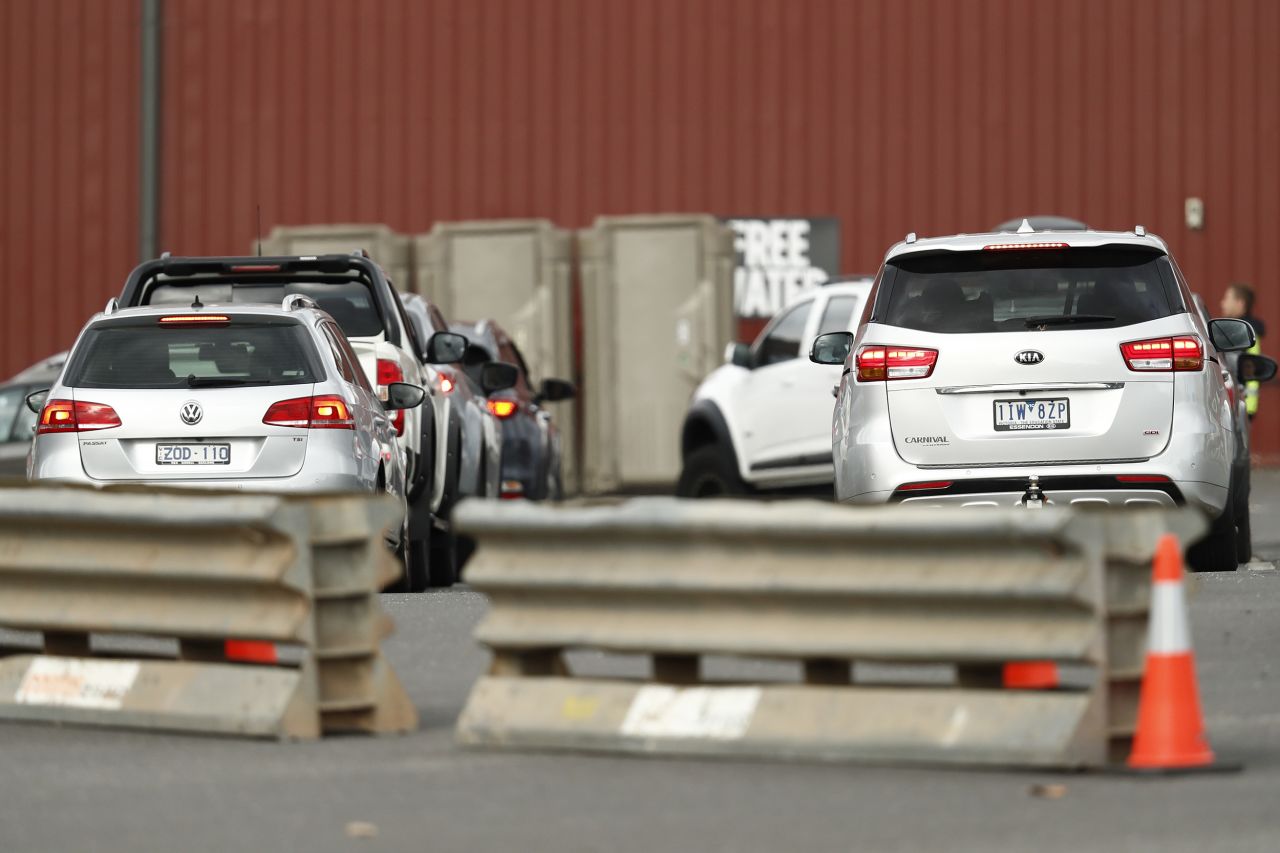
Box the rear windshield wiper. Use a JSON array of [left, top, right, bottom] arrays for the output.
[[1023, 314, 1116, 328], [185, 376, 265, 388]]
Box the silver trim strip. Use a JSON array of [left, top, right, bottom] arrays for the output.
[[914, 457, 1150, 470], [934, 382, 1125, 395]]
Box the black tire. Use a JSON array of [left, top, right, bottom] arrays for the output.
[[676, 444, 750, 498], [406, 538, 429, 592], [1235, 484, 1253, 565], [1188, 496, 1239, 572], [429, 526, 458, 587]]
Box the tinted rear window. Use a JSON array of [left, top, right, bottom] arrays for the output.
[[66, 319, 322, 389], [147, 280, 384, 337], [883, 248, 1176, 333]]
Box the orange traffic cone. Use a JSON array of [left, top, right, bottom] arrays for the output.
[[1003, 661, 1059, 689], [1126, 534, 1215, 769], [224, 640, 278, 664]]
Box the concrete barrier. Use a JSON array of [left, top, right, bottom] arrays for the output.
[[0, 484, 416, 739], [455, 499, 1203, 768]]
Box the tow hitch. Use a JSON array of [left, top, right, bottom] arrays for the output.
[[1020, 474, 1045, 509]]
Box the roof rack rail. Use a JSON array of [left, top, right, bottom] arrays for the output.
[[1135, 224, 1146, 236], [103, 297, 120, 315], [282, 294, 318, 312], [905, 232, 917, 244]]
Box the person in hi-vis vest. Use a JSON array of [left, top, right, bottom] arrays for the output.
[[1220, 282, 1266, 418]]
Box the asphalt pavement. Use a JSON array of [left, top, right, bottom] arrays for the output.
[[3, 477, 1280, 852]]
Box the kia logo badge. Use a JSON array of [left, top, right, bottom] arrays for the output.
[[1014, 350, 1045, 366], [180, 401, 203, 425]]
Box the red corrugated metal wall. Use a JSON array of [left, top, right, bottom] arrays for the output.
[[1, 0, 139, 376], [10, 0, 1280, 451]]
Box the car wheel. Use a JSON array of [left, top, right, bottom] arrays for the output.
[[676, 444, 750, 498], [1235, 494, 1253, 565], [1188, 497, 1239, 572], [406, 537, 430, 592], [429, 527, 458, 587]]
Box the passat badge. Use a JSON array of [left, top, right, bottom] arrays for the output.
[[180, 401, 203, 425], [1014, 350, 1045, 366]]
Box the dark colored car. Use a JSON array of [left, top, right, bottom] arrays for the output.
[[451, 320, 575, 500], [0, 352, 67, 477]]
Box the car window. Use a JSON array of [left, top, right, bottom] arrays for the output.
[[884, 248, 1175, 334], [390, 289, 423, 357], [754, 302, 811, 366], [499, 341, 532, 396], [0, 386, 27, 442], [324, 323, 373, 392], [816, 295, 861, 336], [65, 319, 323, 389], [147, 280, 386, 338]]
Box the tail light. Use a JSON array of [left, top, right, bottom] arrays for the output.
[[982, 242, 1069, 251], [1116, 475, 1172, 484], [376, 358, 406, 435], [488, 399, 519, 419], [263, 396, 355, 429], [439, 375, 455, 395], [1120, 337, 1203, 372], [855, 345, 938, 382], [499, 480, 525, 499], [36, 399, 122, 435]]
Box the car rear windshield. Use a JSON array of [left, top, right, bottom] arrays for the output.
[[65, 318, 322, 389], [882, 248, 1177, 333], [145, 280, 384, 338]]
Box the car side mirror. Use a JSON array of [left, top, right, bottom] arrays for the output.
[[384, 382, 426, 410], [729, 343, 753, 369], [425, 331, 469, 364], [1209, 318, 1256, 352], [809, 332, 855, 365], [1237, 353, 1278, 384], [481, 362, 520, 394], [25, 390, 48, 414], [539, 378, 576, 402]]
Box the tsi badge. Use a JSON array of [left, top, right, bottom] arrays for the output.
[[179, 401, 203, 426], [1014, 350, 1045, 366]]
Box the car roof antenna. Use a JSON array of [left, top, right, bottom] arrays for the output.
[[191, 293, 203, 309], [255, 203, 263, 257]]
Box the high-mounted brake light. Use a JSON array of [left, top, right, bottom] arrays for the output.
[[855, 345, 938, 382], [982, 242, 1070, 251], [488, 399, 519, 419], [1120, 336, 1203, 372], [36, 399, 122, 435], [262, 396, 354, 430], [228, 264, 282, 273], [158, 314, 230, 326], [376, 359, 406, 436]]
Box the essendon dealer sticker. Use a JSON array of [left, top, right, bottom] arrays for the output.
[[15, 657, 140, 710]]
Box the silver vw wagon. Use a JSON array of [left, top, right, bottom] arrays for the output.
[[27, 298, 427, 544]]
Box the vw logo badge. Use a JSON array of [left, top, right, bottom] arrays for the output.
[[180, 401, 203, 425], [1014, 350, 1045, 366]]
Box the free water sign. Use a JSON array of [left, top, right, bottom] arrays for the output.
[[727, 218, 841, 319]]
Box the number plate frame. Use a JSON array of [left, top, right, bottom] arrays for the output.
[[155, 443, 232, 465], [993, 398, 1071, 432]]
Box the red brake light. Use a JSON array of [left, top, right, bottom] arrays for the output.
[[158, 314, 230, 326], [1120, 336, 1203, 372], [897, 480, 954, 492], [37, 399, 121, 435], [228, 264, 282, 272], [1116, 475, 1172, 483], [375, 359, 406, 435], [263, 396, 354, 430], [982, 242, 1069, 251], [855, 345, 938, 382], [488, 399, 519, 419], [440, 376, 455, 394]]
